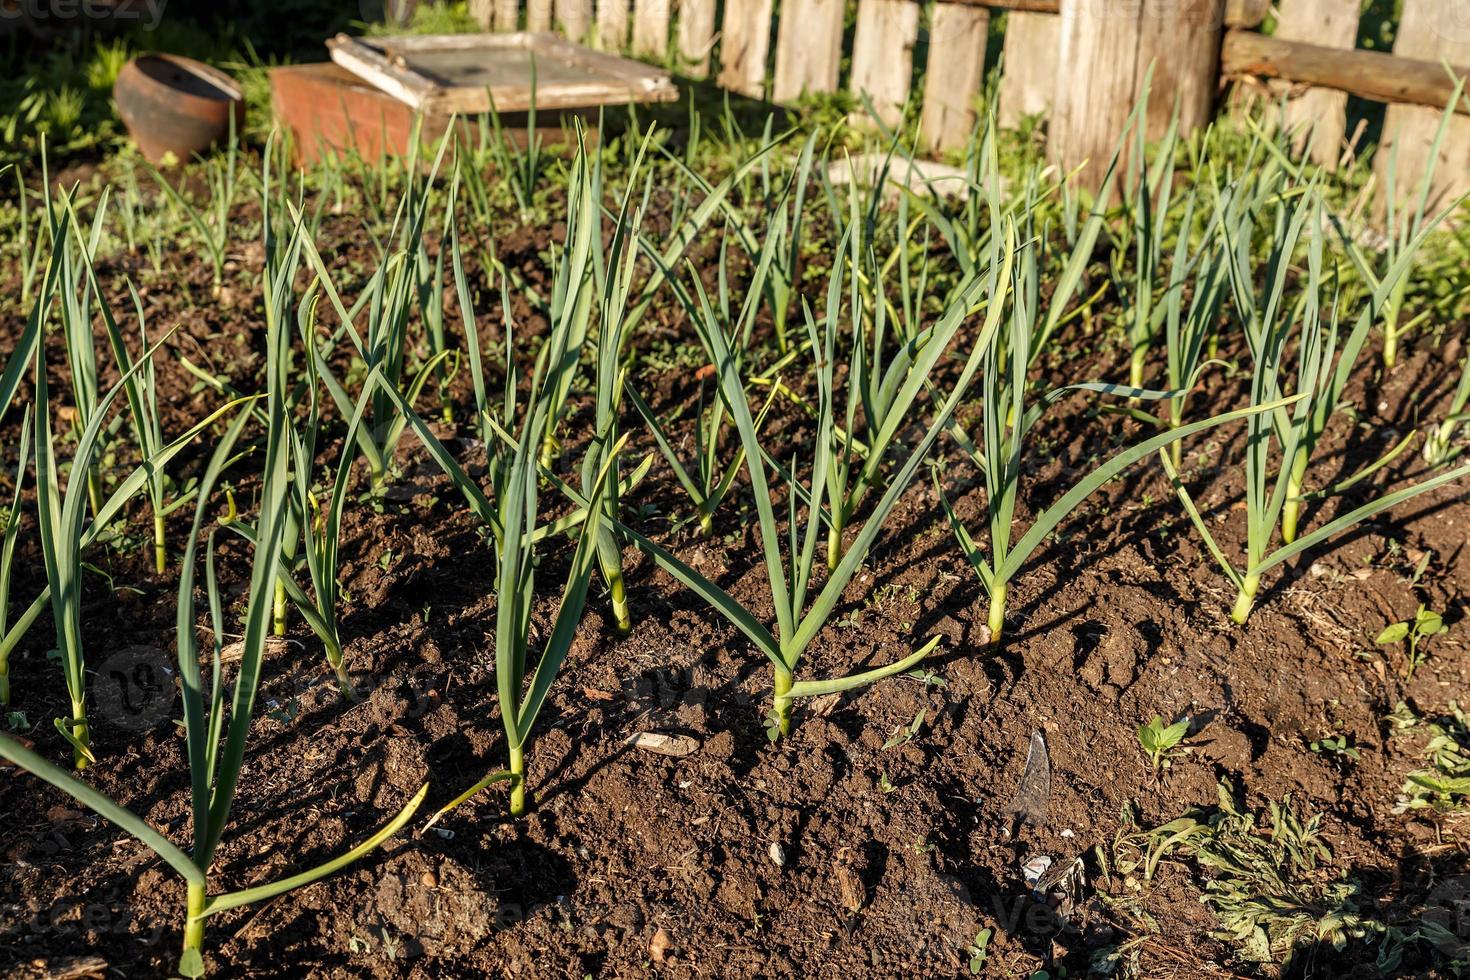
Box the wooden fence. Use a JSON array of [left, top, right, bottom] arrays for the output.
[[466, 0, 1470, 205]]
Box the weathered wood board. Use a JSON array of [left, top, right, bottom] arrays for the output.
[[327, 32, 679, 114], [1273, 0, 1359, 166], [772, 0, 845, 102], [631, 0, 670, 56], [849, 0, 920, 129], [997, 11, 1059, 130], [717, 0, 773, 97], [1050, 0, 1224, 189], [677, 0, 717, 77], [920, 3, 989, 151], [1374, 0, 1470, 213]]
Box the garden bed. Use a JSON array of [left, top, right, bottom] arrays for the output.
[[1, 137, 1468, 980]]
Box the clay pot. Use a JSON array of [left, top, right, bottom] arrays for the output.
[[113, 54, 245, 165]]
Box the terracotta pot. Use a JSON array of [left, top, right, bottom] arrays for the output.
[[113, 54, 245, 165]]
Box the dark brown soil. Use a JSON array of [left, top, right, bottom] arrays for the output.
[[1, 184, 1468, 980]]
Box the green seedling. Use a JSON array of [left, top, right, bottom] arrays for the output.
[[1390, 702, 1470, 813], [881, 707, 926, 750], [1115, 781, 1381, 970], [939, 230, 1296, 643], [1138, 715, 1190, 773], [968, 927, 993, 974], [1164, 181, 1469, 622], [1308, 734, 1360, 763], [1376, 604, 1447, 678]]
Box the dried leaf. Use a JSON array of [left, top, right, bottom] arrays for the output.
[[45, 805, 85, 826]]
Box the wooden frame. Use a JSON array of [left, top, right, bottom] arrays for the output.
[[325, 31, 679, 115]]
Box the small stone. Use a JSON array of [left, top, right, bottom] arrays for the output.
[[768, 842, 786, 868], [649, 927, 673, 963]]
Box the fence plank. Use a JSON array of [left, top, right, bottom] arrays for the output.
[[1134, 0, 1225, 140], [1051, 0, 1223, 188], [469, 0, 492, 29], [997, 11, 1059, 130], [632, 0, 671, 56], [1272, 0, 1358, 166], [1375, 0, 1470, 212], [557, 0, 594, 44], [677, 0, 718, 76], [597, 0, 629, 50], [528, 0, 553, 31], [718, 0, 773, 97], [850, 0, 920, 128], [920, 4, 988, 150], [494, 0, 519, 30], [1051, 1, 1141, 188], [979, 0, 1265, 26], [773, 0, 845, 101]]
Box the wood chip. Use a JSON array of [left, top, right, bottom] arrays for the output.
[[582, 687, 615, 702], [218, 635, 292, 665], [628, 732, 699, 757], [834, 846, 868, 912]]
